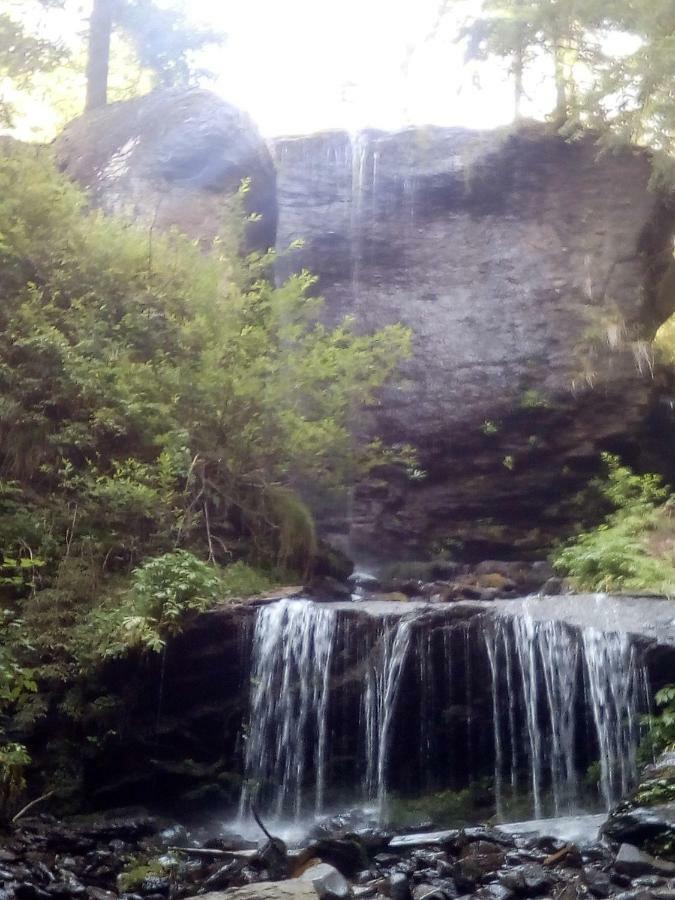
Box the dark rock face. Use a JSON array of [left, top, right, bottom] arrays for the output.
[[54, 88, 277, 253], [273, 125, 675, 560]]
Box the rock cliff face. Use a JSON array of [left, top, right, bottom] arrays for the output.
[[273, 126, 675, 560], [52, 91, 675, 560]]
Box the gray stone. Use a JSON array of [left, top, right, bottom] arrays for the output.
[[353, 886, 381, 899], [499, 863, 557, 896], [613, 893, 655, 900], [652, 889, 675, 900], [581, 869, 612, 898], [389, 832, 459, 850], [411, 886, 451, 900], [614, 844, 675, 877], [386, 871, 410, 900], [603, 804, 675, 848], [299, 862, 351, 899], [472, 885, 514, 900], [553, 878, 590, 900]]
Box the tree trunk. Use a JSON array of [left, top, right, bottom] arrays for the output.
[[513, 43, 525, 120], [552, 40, 568, 124], [85, 0, 115, 111]]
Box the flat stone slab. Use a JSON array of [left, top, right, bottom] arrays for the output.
[[487, 594, 675, 645], [495, 814, 607, 845], [389, 829, 460, 849], [614, 843, 675, 876]]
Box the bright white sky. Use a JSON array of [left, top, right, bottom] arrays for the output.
[[14, 0, 564, 139], [193, 0, 557, 136]]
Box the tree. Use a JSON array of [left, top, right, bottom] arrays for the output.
[[0, 1, 67, 125], [85, 0, 115, 111], [459, 0, 596, 123], [455, 0, 675, 159], [84, 0, 222, 110]]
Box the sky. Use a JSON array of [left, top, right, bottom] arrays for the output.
[[192, 0, 557, 136], [10, 0, 562, 140]]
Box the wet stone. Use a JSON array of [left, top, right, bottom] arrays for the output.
[[15, 884, 53, 900], [353, 887, 381, 899], [387, 871, 411, 900], [581, 869, 612, 898], [472, 885, 515, 900], [553, 878, 590, 900], [355, 870, 379, 884], [299, 861, 351, 899], [411, 885, 453, 899], [614, 845, 675, 878], [613, 892, 656, 900]]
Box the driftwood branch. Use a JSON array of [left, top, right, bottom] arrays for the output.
[[252, 804, 274, 842], [12, 790, 55, 824]]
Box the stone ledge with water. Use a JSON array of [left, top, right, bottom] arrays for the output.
[[232, 592, 672, 842]]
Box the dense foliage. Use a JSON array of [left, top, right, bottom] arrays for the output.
[[0, 145, 410, 812], [456, 0, 675, 177], [645, 685, 675, 758], [553, 454, 675, 594]]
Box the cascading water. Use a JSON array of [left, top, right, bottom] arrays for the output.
[[239, 599, 418, 823], [364, 616, 415, 815], [238, 598, 649, 829], [239, 599, 337, 820], [487, 614, 648, 819], [582, 627, 646, 808]]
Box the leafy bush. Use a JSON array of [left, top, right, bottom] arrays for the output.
[[89, 552, 274, 655], [644, 685, 675, 757], [0, 145, 411, 584], [553, 454, 675, 594], [0, 145, 411, 805]]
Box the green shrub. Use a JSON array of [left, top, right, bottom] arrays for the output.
[[644, 685, 675, 757], [553, 454, 675, 594], [0, 146, 412, 802], [0, 146, 411, 588]]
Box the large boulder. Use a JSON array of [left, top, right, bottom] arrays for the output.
[[273, 124, 675, 560], [54, 88, 276, 252]]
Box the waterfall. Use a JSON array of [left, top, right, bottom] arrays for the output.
[[582, 627, 645, 808], [238, 599, 649, 828], [489, 614, 647, 818], [364, 616, 415, 816], [240, 599, 417, 822], [239, 599, 337, 820]]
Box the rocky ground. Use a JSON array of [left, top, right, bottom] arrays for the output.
[[1, 778, 673, 900], [311, 559, 565, 604]]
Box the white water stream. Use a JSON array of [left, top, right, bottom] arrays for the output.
[[238, 598, 649, 827]]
